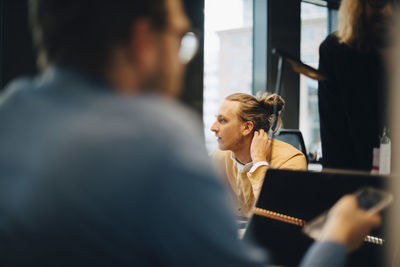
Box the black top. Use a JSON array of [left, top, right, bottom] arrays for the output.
[[318, 34, 387, 171]]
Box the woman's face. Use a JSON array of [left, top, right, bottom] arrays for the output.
[[210, 100, 246, 151]]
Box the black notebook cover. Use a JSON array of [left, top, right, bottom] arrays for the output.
[[243, 169, 390, 267]]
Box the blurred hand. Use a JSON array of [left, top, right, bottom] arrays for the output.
[[250, 130, 271, 163], [320, 195, 381, 252]]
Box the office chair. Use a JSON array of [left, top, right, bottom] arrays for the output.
[[274, 129, 308, 164]]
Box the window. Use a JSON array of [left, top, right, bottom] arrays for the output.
[[203, 0, 253, 153], [299, 2, 328, 163]]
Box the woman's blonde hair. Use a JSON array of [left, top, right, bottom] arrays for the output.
[[336, 0, 368, 50], [225, 92, 285, 133]]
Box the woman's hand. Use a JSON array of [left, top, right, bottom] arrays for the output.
[[250, 129, 271, 163]]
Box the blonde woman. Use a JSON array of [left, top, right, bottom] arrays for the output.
[[318, 0, 393, 171], [211, 93, 307, 217]]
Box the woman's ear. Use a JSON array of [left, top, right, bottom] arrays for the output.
[[242, 121, 254, 136]]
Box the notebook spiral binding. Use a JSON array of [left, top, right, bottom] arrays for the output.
[[253, 207, 384, 246]]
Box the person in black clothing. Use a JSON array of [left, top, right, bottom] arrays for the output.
[[318, 0, 394, 170]]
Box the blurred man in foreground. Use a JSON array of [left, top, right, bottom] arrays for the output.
[[0, 0, 380, 266]]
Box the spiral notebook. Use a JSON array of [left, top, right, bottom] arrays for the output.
[[243, 169, 390, 267]]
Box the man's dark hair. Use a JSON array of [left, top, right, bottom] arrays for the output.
[[29, 0, 167, 74]]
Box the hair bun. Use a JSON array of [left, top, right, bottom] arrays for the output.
[[258, 93, 285, 113]]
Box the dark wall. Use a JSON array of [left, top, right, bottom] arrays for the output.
[[0, 0, 37, 90]]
